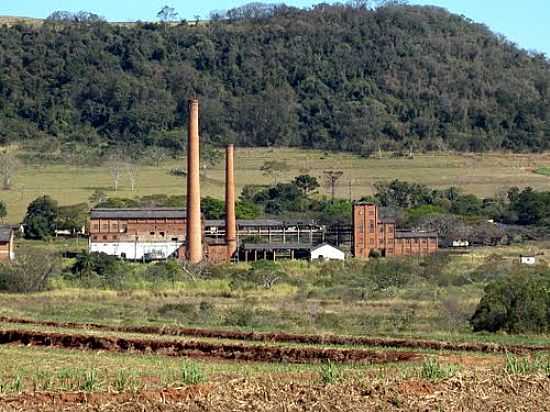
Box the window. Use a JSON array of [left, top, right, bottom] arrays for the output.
[[102, 235, 108, 240], [120, 224, 128, 233], [92, 235, 98, 241], [379, 227, 384, 233], [150, 232, 155, 236], [160, 232, 165, 237], [102, 225, 109, 232], [113, 235, 118, 240], [92, 224, 99, 231], [172, 237, 178, 241]]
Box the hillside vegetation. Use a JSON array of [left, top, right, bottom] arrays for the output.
[[2, 149, 550, 222], [0, 3, 549, 154]]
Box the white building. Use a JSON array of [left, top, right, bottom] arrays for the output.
[[310, 243, 345, 261], [520, 255, 537, 265]]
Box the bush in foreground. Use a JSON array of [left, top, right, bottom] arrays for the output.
[[470, 270, 550, 333]]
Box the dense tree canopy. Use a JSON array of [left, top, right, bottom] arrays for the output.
[[0, 3, 548, 154]]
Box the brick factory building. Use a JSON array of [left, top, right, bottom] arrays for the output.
[[87, 97, 438, 263], [0, 225, 15, 263], [353, 203, 438, 258], [89, 208, 187, 260]]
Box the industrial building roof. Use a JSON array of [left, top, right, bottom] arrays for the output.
[[395, 231, 438, 239], [90, 208, 187, 219], [0, 225, 13, 242], [242, 243, 314, 251], [205, 219, 284, 227]]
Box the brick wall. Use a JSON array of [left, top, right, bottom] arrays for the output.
[[353, 203, 438, 258], [89, 218, 186, 243], [0, 241, 10, 262]]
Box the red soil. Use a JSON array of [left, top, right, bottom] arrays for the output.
[[0, 328, 420, 364], [0, 316, 546, 355]]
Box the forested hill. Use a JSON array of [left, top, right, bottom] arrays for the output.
[[1, 3, 549, 155]]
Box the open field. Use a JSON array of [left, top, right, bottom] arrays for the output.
[[0, 329, 548, 410], [2, 148, 550, 222], [1, 243, 550, 409]]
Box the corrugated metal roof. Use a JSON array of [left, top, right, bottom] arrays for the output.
[[0, 225, 12, 242], [204, 219, 284, 227], [90, 208, 187, 219], [395, 231, 438, 239], [242, 243, 313, 251]]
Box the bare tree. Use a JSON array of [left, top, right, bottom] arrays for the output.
[[157, 5, 178, 31], [260, 160, 289, 185], [144, 146, 168, 167], [126, 162, 138, 192], [0, 153, 21, 190], [107, 153, 124, 192], [323, 170, 344, 201]]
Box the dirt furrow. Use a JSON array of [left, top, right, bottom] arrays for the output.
[[0, 329, 420, 364], [0, 317, 547, 354]]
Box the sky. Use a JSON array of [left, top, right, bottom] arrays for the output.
[[1, 0, 548, 56]]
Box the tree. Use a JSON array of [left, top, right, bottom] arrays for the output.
[[201, 196, 225, 219], [0, 153, 20, 190], [157, 5, 178, 31], [126, 162, 138, 192], [200, 145, 223, 178], [89, 190, 108, 206], [0, 201, 6, 223], [57, 203, 88, 234], [236, 200, 261, 219], [23, 196, 58, 240], [294, 175, 320, 195], [323, 170, 344, 201], [107, 154, 124, 192], [260, 161, 289, 184], [143, 146, 168, 167]]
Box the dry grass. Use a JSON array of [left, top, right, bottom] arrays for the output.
[[0, 354, 549, 411], [2, 148, 550, 222]]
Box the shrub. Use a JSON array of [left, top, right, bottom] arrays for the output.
[[470, 271, 550, 333], [319, 361, 342, 384], [144, 260, 183, 281], [70, 252, 127, 280], [229, 261, 289, 290], [180, 361, 205, 385], [420, 358, 457, 381], [224, 306, 257, 328], [0, 249, 60, 293]]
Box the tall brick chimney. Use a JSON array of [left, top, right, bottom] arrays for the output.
[[225, 144, 237, 258], [186, 98, 202, 263]]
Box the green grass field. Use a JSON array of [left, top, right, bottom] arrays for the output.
[[2, 148, 550, 222]]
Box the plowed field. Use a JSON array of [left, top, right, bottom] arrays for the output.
[[0, 329, 419, 364], [1, 317, 547, 355]]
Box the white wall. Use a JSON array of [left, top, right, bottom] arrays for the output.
[[311, 244, 345, 261], [89, 241, 183, 260]]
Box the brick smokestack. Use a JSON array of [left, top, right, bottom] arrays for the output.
[[225, 144, 237, 258], [186, 98, 202, 263]]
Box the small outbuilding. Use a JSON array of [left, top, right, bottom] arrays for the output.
[[520, 255, 537, 265], [0, 225, 15, 263], [310, 243, 345, 261]]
